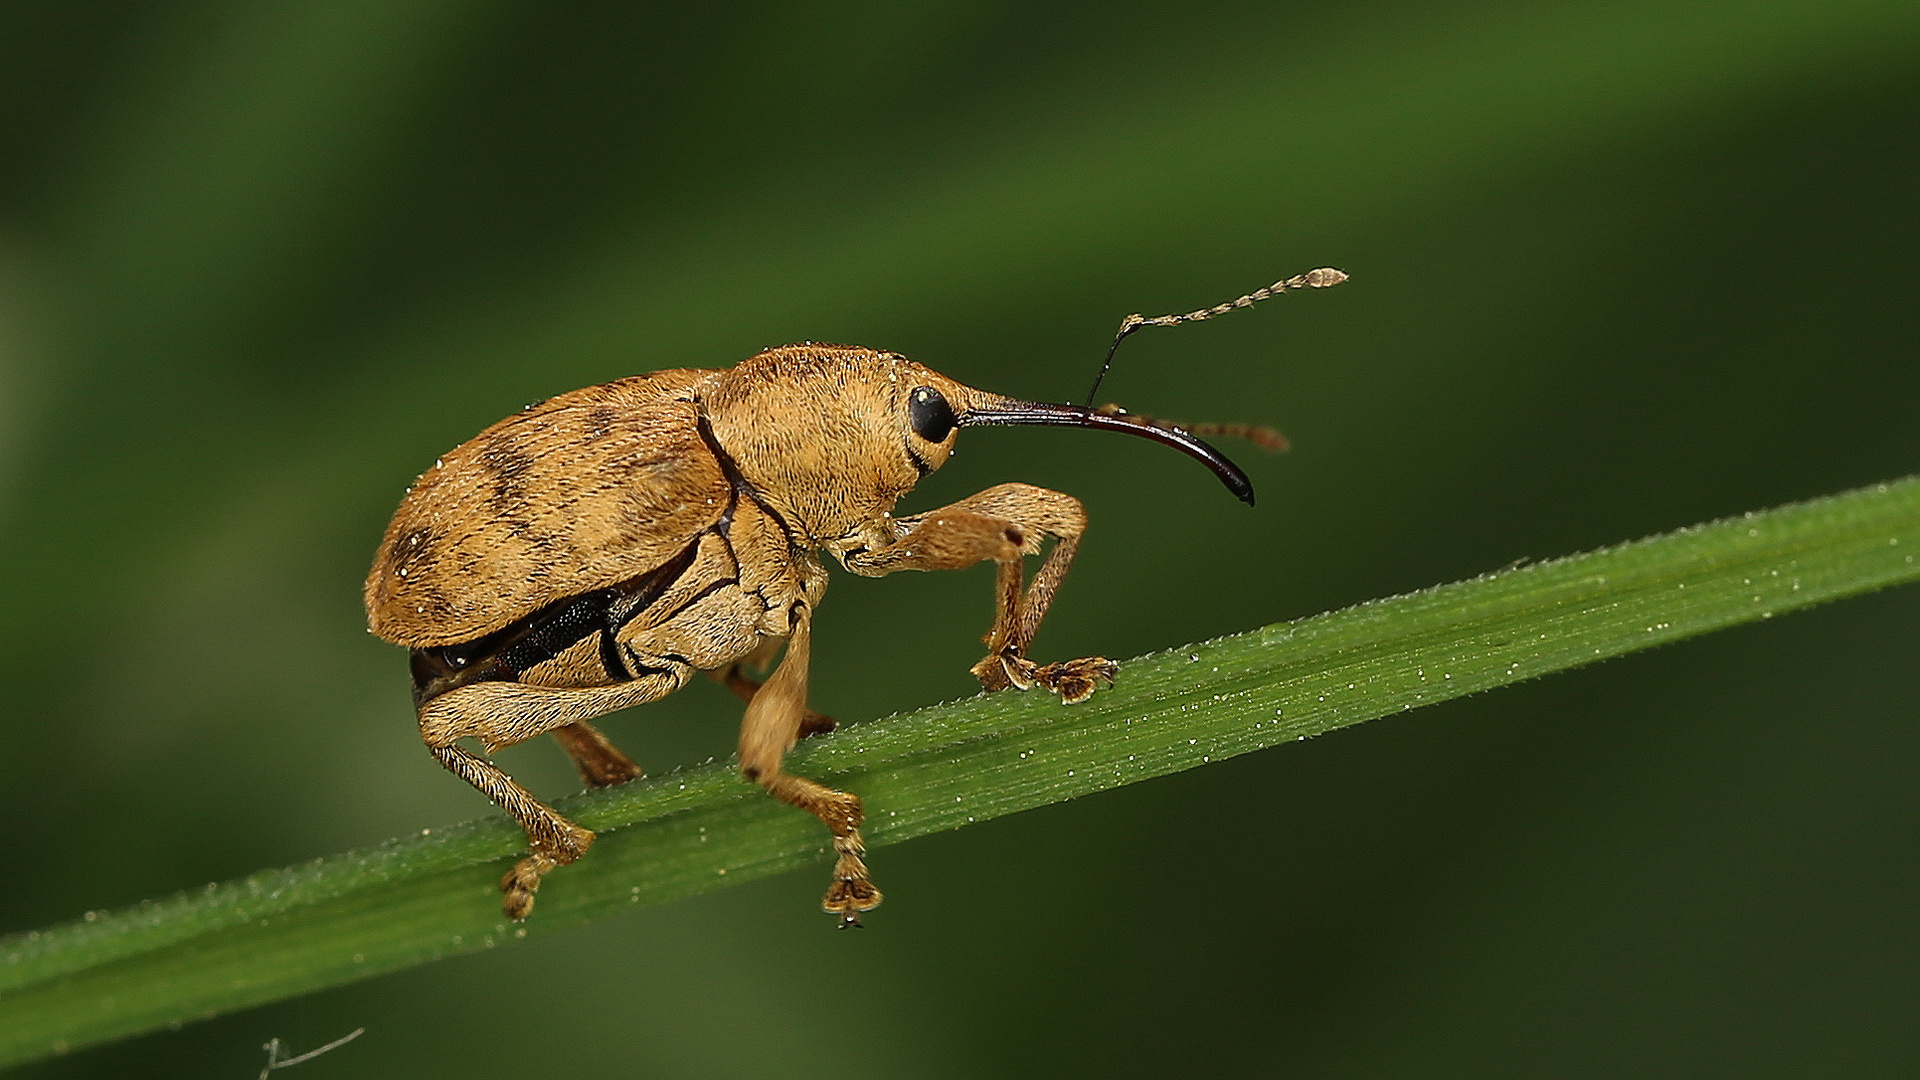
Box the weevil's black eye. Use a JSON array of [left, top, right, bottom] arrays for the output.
[[908, 386, 957, 443]]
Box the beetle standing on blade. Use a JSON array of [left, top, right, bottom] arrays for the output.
[[365, 267, 1346, 927]]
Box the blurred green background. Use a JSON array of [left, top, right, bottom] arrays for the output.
[[4, 0, 1917, 1076]]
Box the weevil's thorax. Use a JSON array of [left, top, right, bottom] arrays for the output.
[[702, 346, 968, 542]]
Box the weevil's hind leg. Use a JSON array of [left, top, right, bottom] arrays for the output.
[[841, 482, 1117, 703], [426, 742, 594, 921], [419, 666, 689, 919], [714, 640, 836, 737], [551, 721, 644, 788], [736, 607, 880, 926]]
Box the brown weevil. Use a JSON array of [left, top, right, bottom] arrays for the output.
[[366, 267, 1346, 926]]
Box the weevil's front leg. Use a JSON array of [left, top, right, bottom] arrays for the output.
[[736, 605, 880, 927], [419, 665, 690, 919], [839, 483, 1117, 703]]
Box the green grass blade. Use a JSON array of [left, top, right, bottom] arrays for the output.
[[3, 475, 1916, 1065]]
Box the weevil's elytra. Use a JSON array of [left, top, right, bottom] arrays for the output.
[[366, 269, 1345, 926]]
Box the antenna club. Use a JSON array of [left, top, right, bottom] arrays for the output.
[[1304, 267, 1348, 288]]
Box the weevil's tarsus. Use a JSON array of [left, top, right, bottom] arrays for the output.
[[428, 741, 595, 920], [1083, 266, 1347, 407]]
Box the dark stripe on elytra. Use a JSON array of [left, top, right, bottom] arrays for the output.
[[582, 405, 618, 443], [481, 433, 536, 511]]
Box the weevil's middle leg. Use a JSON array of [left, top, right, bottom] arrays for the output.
[[551, 720, 643, 788], [713, 641, 836, 737], [735, 606, 881, 926]]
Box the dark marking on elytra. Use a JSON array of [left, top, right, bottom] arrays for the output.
[[386, 526, 442, 582], [397, 526, 440, 558], [583, 405, 619, 443], [482, 433, 536, 511]]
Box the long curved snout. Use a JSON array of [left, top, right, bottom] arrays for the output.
[[958, 399, 1256, 505]]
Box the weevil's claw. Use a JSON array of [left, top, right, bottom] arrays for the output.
[[499, 821, 595, 920], [822, 831, 882, 926], [823, 881, 881, 925], [823, 880, 882, 927], [975, 653, 1117, 703], [797, 710, 838, 738], [500, 855, 553, 921], [1034, 656, 1118, 704]]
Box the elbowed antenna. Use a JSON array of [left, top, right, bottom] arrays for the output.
[[960, 401, 1256, 505], [1084, 267, 1348, 407]]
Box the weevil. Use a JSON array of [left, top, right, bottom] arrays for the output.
[[366, 267, 1346, 926]]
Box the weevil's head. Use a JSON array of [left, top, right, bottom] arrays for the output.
[[704, 344, 1252, 539]]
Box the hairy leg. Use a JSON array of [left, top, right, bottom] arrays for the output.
[[714, 641, 837, 737], [734, 606, 880, 926], [839, 483, 1116, 703], [419, 663, 690, 919], [551, 720, 644, 787]]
